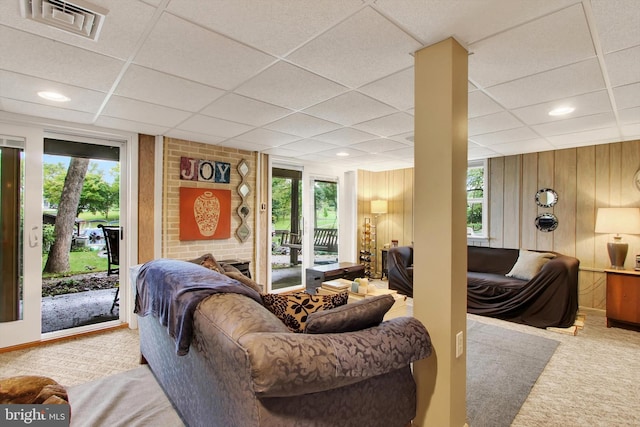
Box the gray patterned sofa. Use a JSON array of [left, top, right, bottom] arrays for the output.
[[134, 259, 433, 427]]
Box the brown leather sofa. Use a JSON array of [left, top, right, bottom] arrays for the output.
[[388, 245, 580, 328]]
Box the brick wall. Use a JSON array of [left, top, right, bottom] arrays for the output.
[[162, 137, 256, 273]]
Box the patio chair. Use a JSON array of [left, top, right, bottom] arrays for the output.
[[99, 225, 120, 312]]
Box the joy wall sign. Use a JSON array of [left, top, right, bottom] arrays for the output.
[[180, 156, 231, 183]]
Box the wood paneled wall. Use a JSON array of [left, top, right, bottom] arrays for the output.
[[357, 168, 414, 277], [358, 140, 640, 308], [488, 140, 640, 309], [137, 134, 155, 263]]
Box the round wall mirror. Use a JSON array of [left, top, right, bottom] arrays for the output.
[[535, 188, 558, 208], [535, 213, 558, 232]]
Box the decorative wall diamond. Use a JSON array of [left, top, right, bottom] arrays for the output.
[[236, 159, 251, 242]]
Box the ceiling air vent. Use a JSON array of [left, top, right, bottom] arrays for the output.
[[20, 0, 108, 41]]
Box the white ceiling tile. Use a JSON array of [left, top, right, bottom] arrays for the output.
[[303, 91, 396, 126], [217, 139, 270, 152], [314, 146, 369, 159], [0, 26, 124, 92], [468, 91, 504, 118], [532, 112, 617, 137], [468, 145, 500, 160], [264, 113, 342, 138], [490, 138, 555, 156], [102, 96, 192, 127], [262, 146, 308, 157], [165, 130, 225, 145], [384, 146, 415, 160], [485, 58, 605, 109], [353, 113, 414, 137], [389, 131, 415, 145], [313, 128, 380, 146], [621, 123, 640, 139], [613, 83, 640, 111], [0, 71, 106, 113], [512, 90, 613, 125], [468, 4, 595, 88], [618, 107, 640, 124], [470, 127, 540, 146], [0, 98, 95, 124], [166, 0, 363, 56], [0, 0, 156, 60], [591, 0, 640, 54], [176, 114, 253, 138], [95, 116, 171, 136], [235, 61, 347, 110], [116, 65, 225, 112], [201, 94, 293, 126], [605, 45, 640, 87], [134, 13, 275, 90], [357, 67, 414, 111], [279, 139, 339, 154], [287, 7, 421, 88], [375, 0, 576, 46], [547, 127, 622, 147], [350, 138, 411, 153], [234, 128, 300, 147], [468, 111, 523, 136]]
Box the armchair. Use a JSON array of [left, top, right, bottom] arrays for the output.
[[388, 246, 414, 297]]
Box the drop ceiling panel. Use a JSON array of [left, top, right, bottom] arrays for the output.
[[233, 128, 299, 147], [470, 126, 540, 147], [512, 90, 613, 125], [618, 107, 640, 124], [134, 13, 275, 90], [468, 91, 504, 118], [216, 138, 270, 152], [532, 112, 617, 137], [591, 0, 640, 54], [485, 59, 605, 109], [313, 127, 379, 146], [613, 83, 640, 111], [279, 139, 339, 154], [314, 146, 368, 159], [547, 127, 621, 147], [0, 0, 156, 60], [303, 91, 396, 126], [604, 45, 640, 87], [352, 112, 414, 137], [200, 93, 292, 127], [235, 62, 347, 110], [0, 71, 106, 113], [468, 144, 500, 160], [176, 114, 253, 138], [357, 67, 414, 111], [286, 7, 421, 88], [263, 113, 342, 138], [95, 115, 171, 136], [115, 65, 225, 112], [165, 129, 225, 145], [491, 138, 555, 156], [0, 98, 95, 124], [621, 123, 640, 139], [468, 4, 595, 88], [468, 111, 523, 136], [374, 0, 576, 46], [0, 26, 124, 92], [102, 96, 192, 127], [350, 138, 410, 153], [166, 0, 363, 57]]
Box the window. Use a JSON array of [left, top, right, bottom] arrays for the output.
[[467, 160, 487, 237]]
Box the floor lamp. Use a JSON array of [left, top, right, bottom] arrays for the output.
[[595, 207, 640, 269], [371, 199, 388, 278]]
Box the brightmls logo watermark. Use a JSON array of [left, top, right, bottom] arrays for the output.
[[0, 405, 69, 426]]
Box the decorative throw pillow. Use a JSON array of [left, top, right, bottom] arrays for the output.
[[224, 271, 263, 293], [261, 291, 349, 333], [188, 253, 224, 274], [305, 294, 395, 334], [506, 249, 556, 281]]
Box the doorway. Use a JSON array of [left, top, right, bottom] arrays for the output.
[[41, 138, 123, 333], [271, 167, 303, 290]]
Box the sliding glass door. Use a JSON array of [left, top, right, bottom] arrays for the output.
[[312, 178, 338, 266]]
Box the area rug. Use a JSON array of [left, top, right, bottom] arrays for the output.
[[467, 319, 560, 427], [67, 366, 184, 427]]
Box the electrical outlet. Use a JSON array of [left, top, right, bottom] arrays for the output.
[[456, 331, 464, 358]]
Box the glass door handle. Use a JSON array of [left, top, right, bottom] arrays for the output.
[[29, 225, 39, 248]]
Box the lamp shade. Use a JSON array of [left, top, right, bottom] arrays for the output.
[[371, 199, 388, 214], [595, 208, 640, 235]]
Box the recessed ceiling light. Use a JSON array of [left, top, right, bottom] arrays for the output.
[[336, 152, 349, 157], [38, 91, 70, 102], [548, 106, 574, 116]]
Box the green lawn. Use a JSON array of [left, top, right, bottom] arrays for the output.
[[42, 250, 108, 278]]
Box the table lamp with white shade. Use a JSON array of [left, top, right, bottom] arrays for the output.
[[595, 207, 640, 269]]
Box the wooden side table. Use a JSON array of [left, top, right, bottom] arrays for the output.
[[605, 269, 640, 329]]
